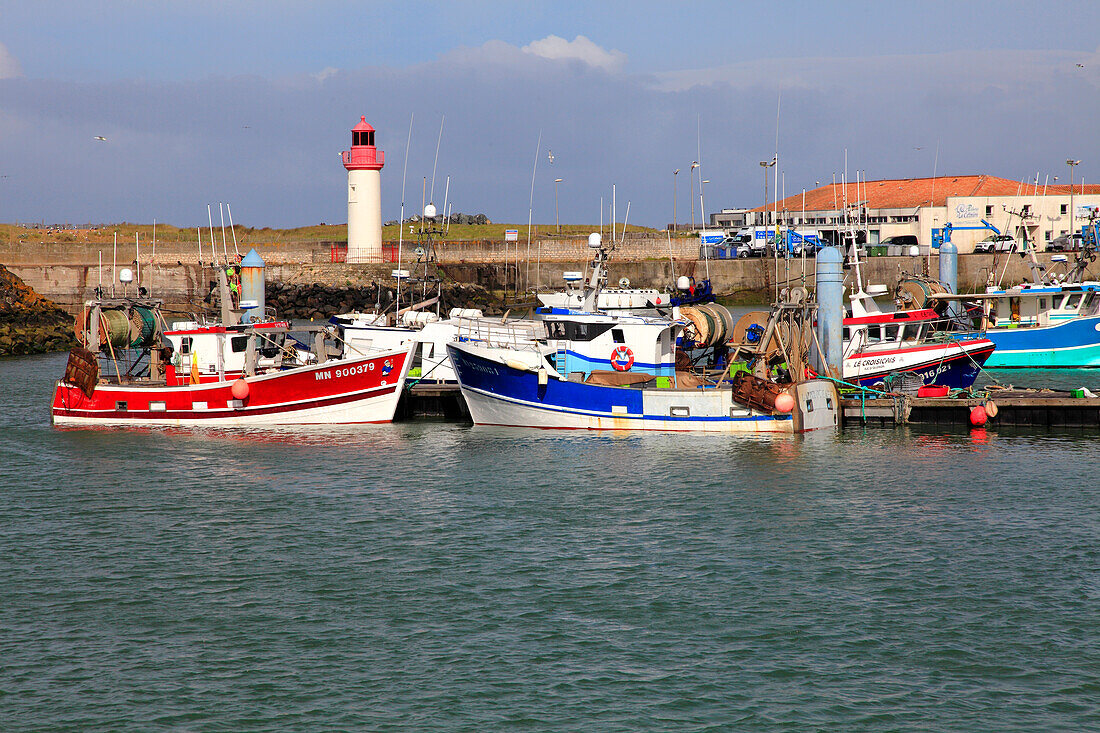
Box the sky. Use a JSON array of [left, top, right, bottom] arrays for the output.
[[2, 0, 1100, 228]]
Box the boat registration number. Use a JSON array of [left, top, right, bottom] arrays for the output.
[[315, 362, 375, 380]]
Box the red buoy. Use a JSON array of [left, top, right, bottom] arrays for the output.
[[231, 378, 250, 401], [969, 405, 987, 426]]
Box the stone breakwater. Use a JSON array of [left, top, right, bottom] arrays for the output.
[[0, 264, 77, 357], [265, 280, 502, 321]]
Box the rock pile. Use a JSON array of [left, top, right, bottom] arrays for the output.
[[266, 281, 500, 320], [0, 264, 78, 356]]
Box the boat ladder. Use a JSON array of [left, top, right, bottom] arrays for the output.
[[555, 345, 568, 377]]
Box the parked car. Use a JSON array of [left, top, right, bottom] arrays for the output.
[[973, 234, 1017, 253], [1048, 233, 1084, 252], [879, 235, 919, 248]]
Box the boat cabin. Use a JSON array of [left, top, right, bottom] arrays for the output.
[[842, 307, 938, 357], [163, 320, 307, 384], [538, 314, 678, 379], [985, 284, 1100, 328]]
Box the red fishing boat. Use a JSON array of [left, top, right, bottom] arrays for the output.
[[52, 249, 413, 427]]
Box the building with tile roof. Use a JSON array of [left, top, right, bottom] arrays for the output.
[[723, 175, 1100, 253]]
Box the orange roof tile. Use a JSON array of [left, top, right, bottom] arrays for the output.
[[749, 175, 1100, 213]]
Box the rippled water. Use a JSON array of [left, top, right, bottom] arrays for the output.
[[2, 353, 1098, 731]]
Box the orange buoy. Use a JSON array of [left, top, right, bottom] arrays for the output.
[[231, 378, 250, 401], [774, 392, 795, 413], [969, 405, 987, 426]]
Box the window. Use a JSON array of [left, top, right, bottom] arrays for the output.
[[1065, 294, 1083, 310], [884, 324, 901, 341], [805, 398, 814, 413], [1022, 204, 1031, 216], [115, 401, 128, 411], [1061, 204, 1068, 214], [180, 337, 192, 355], [611, 328, 625, 344], [230, 335, 249, 353], [986, 205, 993, 216]]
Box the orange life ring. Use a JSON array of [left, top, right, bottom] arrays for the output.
[[610, 345, 634, 371]]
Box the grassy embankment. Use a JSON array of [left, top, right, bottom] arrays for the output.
[[1, 222, 657, 246]]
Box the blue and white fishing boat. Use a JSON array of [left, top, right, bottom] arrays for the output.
[[933, 221, 1100, 368], [947, 280, 1100, 368], [448, 234, 840, 433]]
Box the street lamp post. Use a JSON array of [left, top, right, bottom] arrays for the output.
[[690, 161, 700, 231], [759, 159, 775, 227], [554, 178, 563, 233], [673, 169, 679, 232], [1067, 159, 1081, 240]]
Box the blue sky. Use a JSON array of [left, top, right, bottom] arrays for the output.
[[2, 1, 1099, 227]]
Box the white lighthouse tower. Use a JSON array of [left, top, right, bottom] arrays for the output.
[[341, 116, 385, 263]]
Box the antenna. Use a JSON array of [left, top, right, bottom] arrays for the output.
[[429, 115, 444, 204], [219, 203, 229, 263], [112, 231, 117, 296], [227, 203, 240, 258], [397, 112, 413, 313], [525, 129, 542, 295], [207, 205, 217, 266], [441, 175, 450, 233]]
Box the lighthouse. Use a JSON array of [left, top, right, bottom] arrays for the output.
[[341, 116, 385, 263]]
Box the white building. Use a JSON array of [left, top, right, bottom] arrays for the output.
[[744, 175, 1100, 253]]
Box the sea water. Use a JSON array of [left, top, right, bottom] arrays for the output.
[[1, 352, 1098, 731]]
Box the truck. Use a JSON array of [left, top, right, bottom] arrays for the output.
[[729, 227, 824, 257]]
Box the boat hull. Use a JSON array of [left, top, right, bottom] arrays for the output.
[[981, 315, 1100, 368], [51, 347, 413, 427], [448, 342, 838, 433], [845, 339, 995, 390]]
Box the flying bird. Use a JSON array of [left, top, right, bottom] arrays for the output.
[[94, 136, 107, 141], [1076, 63, 1085, 68]]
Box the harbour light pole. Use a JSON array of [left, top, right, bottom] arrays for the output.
[[554, 178, 563, 233], [690, 161, 700, 231], [673, 169, 679, 231], [1067, 159, 1081, 241]]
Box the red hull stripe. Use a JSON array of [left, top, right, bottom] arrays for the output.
[[845, 308, 938, 326], [53, 384, 397, 421], [851, 340, 993, 359]]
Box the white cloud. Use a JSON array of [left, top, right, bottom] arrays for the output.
[[0, 42, 23, 79], [313, 66, 339, 82], [521, 35, 625, 71]]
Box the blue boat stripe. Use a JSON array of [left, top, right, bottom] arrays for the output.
[[462, 386, 790, 422]]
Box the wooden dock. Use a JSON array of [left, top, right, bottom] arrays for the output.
[[397, 382, 1100, 430], [396, 382, 469, 420], [842, 390, 1100, 429]]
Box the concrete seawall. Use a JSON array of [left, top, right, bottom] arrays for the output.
[[8, 252, 1083, 314]]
